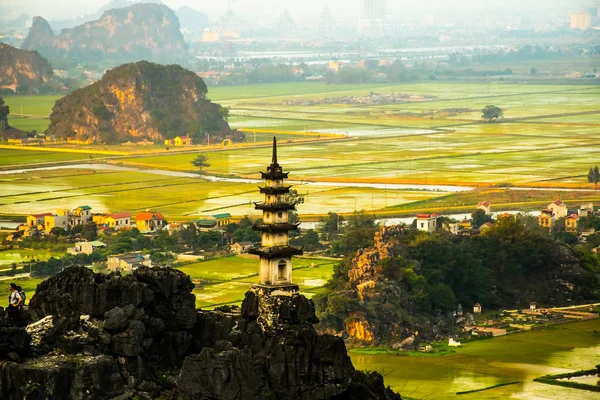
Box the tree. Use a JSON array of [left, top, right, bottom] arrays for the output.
[[150, 251, 176, 267], [530, 67, 537, 75], [588, 166, 600, 190], [191, 155, 211, 171], [0, 96, 9, 131], [481, 105, 504, 122], [81, 221, 98, 241], [471, 209, 493, 229], [319, 212, 344, 242]]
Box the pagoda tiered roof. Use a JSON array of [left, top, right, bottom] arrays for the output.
[[259, 186, 292, 195], [260, 137, 290, 180], [254, 201, 297, 212], [253, 222, 300, 233], [249, 245, 304, 258]]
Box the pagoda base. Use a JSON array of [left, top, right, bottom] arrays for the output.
[[243, 284, 317, 335], [250, 283, 300, 296]]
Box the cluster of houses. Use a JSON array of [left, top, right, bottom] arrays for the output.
[[538, 200, 596, 234], [414, 201, 496, 235], [7, 206, 168, 241]]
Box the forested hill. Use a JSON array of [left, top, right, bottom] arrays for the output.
[[45, 61, 241, 144], [23, 3, 187, 64], [0, 43, 53, 94], [314, 216, 600, 344]]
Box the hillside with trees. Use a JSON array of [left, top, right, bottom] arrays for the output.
[[45, 61, 243, 144], [314, 215, 600, 345], [0, 43, 53, 94]]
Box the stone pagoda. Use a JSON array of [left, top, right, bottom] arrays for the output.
[[249, 137, 303, 292]]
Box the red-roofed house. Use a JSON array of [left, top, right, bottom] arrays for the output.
[[476, 201, 491, 215], [416, 213, 438, 232], [548, 200, 568, 218], [135, 211, 167, 233], [105, 212, 131, 230], [565, 214, 580, 233]]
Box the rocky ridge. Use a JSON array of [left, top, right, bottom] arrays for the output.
[[0, 266, 400, 400], [45, 61, 240, 144], [0, 43, 53, 94], [23, 3, 187, 63]]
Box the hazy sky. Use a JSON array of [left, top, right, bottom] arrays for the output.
[[0, 0, 594, 23]]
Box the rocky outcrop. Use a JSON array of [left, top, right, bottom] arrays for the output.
[[0, 267, 401, 400], [23, 4, 187, 63], [0, 43, 53, 94], [45, 61, 242, 144]]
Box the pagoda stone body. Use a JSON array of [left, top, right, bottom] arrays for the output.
[[249, 137, 303, 291]]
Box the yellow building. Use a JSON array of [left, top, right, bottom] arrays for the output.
[[44, 214, 69, 234], [164, 136, 193, 146], [27, 213, 53, 228], [328, 61, 342, 71], [570, 12, 591, 30], [538, 210, 554, 230], [565, 214, 580, 233], [212, 213, 232, 227], [202, 31, 220, 42], [105, 212, 131, 230], [135, 211, 167, 233]]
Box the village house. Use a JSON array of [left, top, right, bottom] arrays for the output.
[[68, 240, 106, 255], [538, 209, 554, 230], [212, 213, 233, 227], [548, 200, 568, 218], [43, 214, 70, 234], [443, 222, 459, 235], [230, 241, 254, 254], [458, 220, 472, 231], [104, 212, 131, 230], [194, 218, 217, 230], [579, 203, 594, 217], [164, 136, 193, 146], [473, 303, 482, 314], [416, 213, 438, 232], [26, 213, 53, 228], [69, 206, 93, 227], [479, 222, 494, 232], [107, 253, 152, 272], [135, 211, 167, 233], [565, 214, 580, 233], [476, 201, 491, 215]]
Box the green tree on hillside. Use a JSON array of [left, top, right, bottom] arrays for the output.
[[481, 105, 504, 122], [191, 154, 210, 171], [0, 96, 9, 131], [588, 166, 600, 190]]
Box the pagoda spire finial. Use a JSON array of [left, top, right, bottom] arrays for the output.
[[272, 136, 278, 165]]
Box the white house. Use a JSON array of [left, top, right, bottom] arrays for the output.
[[476, 201, 491, 215], [548, 200, 567, 218], [416, 213, 438, 232], [67, 240, 106, 255]]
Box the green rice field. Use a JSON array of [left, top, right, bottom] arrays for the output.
[[1, 81, 600, 218], [351, 318, 600, 399], [176, 255, 336, 308]]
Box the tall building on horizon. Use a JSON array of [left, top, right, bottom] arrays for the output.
[[570, 12, 591, 30], [358, 0, 397, 36]]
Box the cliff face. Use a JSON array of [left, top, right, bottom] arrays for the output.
[[0, 43, 53, 93], [0, 267, 400, 400], [46, 61, 238, 143], [23, 3, 187, 63]]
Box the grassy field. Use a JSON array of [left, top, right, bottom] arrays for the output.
[[1, 81, 599, 218], [0, 249, 65, 267]]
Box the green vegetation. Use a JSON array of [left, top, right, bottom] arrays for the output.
[[481, 105, 504, 122], [534, 367, 600, 393], [588, 166, 600, 190], [315, 215, 600, 341], [456, 381, 520, 395]]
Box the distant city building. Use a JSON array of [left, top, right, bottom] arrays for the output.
[[358, 0, 397, 36], [570, 12, 591, 30]]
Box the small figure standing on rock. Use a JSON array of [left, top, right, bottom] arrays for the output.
[[7, 282, 22, 326]]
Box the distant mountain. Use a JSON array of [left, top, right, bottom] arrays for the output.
[[47, 1, 165, 32], [45, 61, 239, 144], [97, 0, 164, 16], [0, 43, 53, 94], [23, 3, 187, 64], [177, 6, 209, 32]]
